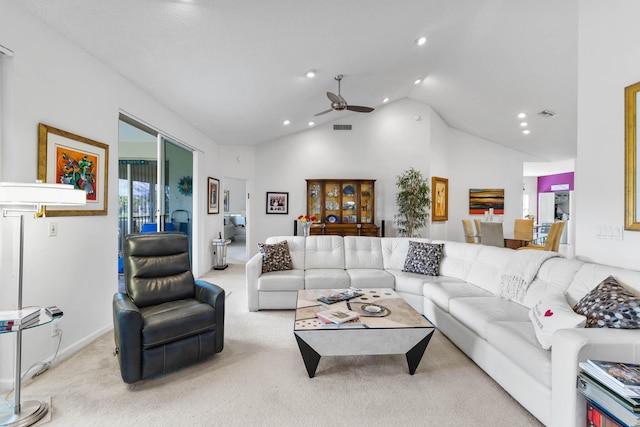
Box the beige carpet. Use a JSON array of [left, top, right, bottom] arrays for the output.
[[18, 261, 542, 427]]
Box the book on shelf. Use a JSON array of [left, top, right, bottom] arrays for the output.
[[586, 401, 627, 427], [579, 371, 640, 413], [316, 308, 360, 324], [580, 360, 640, 397], [578, 374, 640, 427], [0, 315, 40, 331], [0, 306, 40, 326]]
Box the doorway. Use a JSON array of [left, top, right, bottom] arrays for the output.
[[118, 116, 194, 272], [223, 177, 248, 263]]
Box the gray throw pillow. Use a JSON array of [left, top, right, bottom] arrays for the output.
[[258, 240, 293, 274], [402, 241, 444, 276], [573, 275, 640, 328]]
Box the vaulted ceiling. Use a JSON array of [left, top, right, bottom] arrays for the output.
[[17, 0, 578, 161]]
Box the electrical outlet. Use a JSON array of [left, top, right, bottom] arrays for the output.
[[51, 323, 61, 337], [48, 222, 58, 237]]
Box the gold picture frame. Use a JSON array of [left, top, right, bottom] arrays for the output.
[[625, 81, 640, 230], [432, 176, 448, 222], [37, 123, 108, 216]]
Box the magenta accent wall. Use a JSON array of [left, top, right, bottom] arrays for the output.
[[538, 172, 574, 193]]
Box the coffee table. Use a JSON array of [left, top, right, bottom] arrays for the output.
[[294, 288, 435, 378]]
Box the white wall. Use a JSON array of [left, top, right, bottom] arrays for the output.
[[446, 129, 540, 243], [575, 0, 640, 268], [249, 99, 432, 255], [0, 4, 222, 387]]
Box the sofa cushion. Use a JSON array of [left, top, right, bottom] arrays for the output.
[[486, 321, 552, 388], [522, 257, 584, 309], [347, 269, 395, 288], [344, 236, 384, 269], [305, 236, 345, 269], [402, 241, 444, 276], [304, 269, 350, 289], [257, 270, 305, 292], [465, 246, 516, 295], [566, 263, 640, 306], [434, 241, 484, 281], [448, 296, 530, 339], [422, 280, 492, 313], [573, 275, 640, 328], [258, 240, 293, 273], [529, 292, 586, 350]]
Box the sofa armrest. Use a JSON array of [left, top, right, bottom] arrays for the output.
[[246, 253, 263, 311], [195, 280, 225, 352], [551, 328, 640, 427], [112, 292, 143, 384]]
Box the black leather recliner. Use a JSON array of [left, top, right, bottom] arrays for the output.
[[113, 232, 224, 384]]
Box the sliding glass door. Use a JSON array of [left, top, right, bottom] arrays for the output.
[[118, 116, 193, 270]]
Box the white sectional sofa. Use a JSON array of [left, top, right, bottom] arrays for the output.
[[246, 235, 640, 427]]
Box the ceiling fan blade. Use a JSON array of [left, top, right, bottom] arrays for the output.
[[326, 91, 340, 103], [314, 109, 333, 116], [347, 105, 375, 113], [338, 94, 347, 104]]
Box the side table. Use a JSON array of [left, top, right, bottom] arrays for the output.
[[0, 308, 61, 427]]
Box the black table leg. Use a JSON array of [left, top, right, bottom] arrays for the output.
[[405, 330, 434, 375], [295, 334, 321, 378]]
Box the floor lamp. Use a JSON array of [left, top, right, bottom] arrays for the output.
[[0, 182, 85, 427]]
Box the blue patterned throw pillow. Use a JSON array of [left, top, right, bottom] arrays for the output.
[[573, 275, 640, 328], [402, 241, 444, 276]]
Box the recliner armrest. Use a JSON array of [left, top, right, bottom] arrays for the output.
[[112, 292, 143, 384], [195, 280, 225, 352]]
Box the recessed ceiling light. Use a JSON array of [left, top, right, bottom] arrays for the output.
[[383, 97, 390, 103], [518, 112, 527, 119], [283, 120, 290, 126], [414, 78, 422, 85], [522, 129, 531, 135], [520, 122, 528, 127], [305, 69, 316, 79], [308, 121, 315, 127], [415, 36, 427, 46]]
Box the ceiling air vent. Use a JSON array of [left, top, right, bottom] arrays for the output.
[[333, 124, 352, 131], [537, 109, 556, 118]]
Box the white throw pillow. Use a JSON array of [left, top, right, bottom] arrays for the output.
[[529, 292, 587, 350]]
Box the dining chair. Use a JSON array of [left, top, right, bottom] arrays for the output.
[[474, 219, 482, 240], [514, 219, 534, 241], [518, 221, 565, 252], [480, 222, 504, 247], [462, 219, 480, 243]]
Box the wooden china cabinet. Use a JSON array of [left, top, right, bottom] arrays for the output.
[[306, 179, 379, 236]]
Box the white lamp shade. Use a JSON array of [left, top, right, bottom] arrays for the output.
[[0, 182, 86, 206]]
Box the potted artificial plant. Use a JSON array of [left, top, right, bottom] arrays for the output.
[[394, 167, 431, 237]]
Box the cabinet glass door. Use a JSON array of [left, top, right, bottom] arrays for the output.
[[341, 182, 357, 223], [307, 181, 322, 220], [360, 182, 373, 223], [325, 181, 341, 223]]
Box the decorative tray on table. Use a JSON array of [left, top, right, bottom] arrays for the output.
[[317, 290, 363, 305]]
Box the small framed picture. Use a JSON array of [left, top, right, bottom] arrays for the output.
[[266, 191, 288, 214], [208, 177, 219, 214], [224, 190, 229, 212]]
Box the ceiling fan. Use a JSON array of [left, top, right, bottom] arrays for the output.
[[314, 74, 375, 116]]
